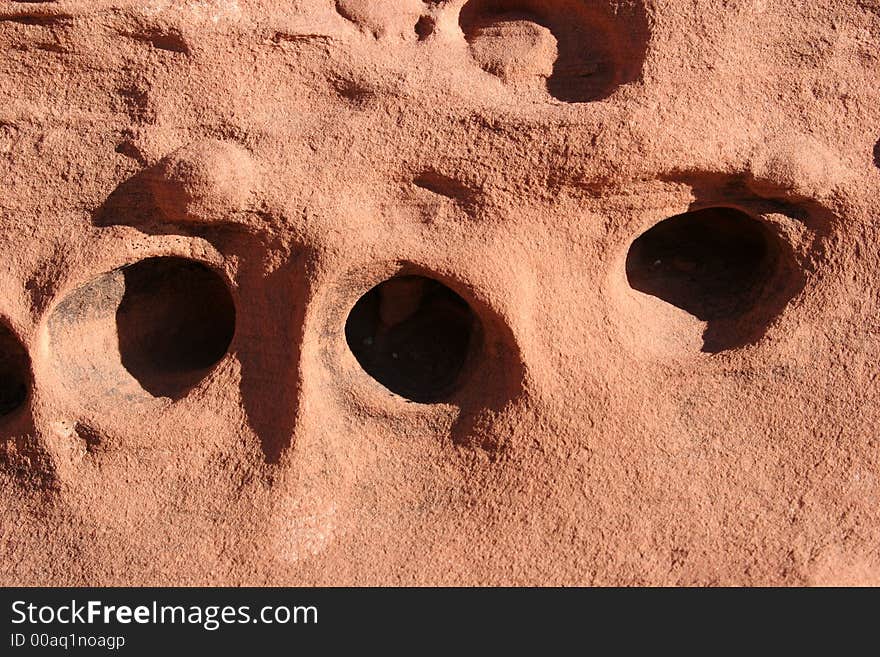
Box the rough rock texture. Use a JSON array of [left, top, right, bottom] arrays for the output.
[[1, 0, 879, 586]]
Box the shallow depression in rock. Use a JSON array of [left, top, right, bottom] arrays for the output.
[[627, 207, 777, 321], [625, 206, 803, 353], [458, 0, 649, 102], [345, 275, 479, 403], [0, 323, 30, 418]]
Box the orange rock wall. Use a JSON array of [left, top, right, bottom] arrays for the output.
[[1, 0, 879, 585]]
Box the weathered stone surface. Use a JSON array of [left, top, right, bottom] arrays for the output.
[[1, 0, 879, 585]]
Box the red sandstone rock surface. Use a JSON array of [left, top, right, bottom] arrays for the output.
[[1, 0, 879, 586]]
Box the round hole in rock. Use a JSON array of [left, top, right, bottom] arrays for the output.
[[345, 275, 479, 403], [626, 207, 781, 323], [415, 15, 434, 40], [0, 323, 30, 418], [873, 137, 880, 170], [114, 257, 235, 398]]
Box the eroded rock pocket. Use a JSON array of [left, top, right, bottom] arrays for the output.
[[459, 0, 648, 102], [626, 207, 799, 352], [49, 257, 235, 401], [0, 323, 30, 418], [345, 275, 479, 403], [116, 258, 235, 397]]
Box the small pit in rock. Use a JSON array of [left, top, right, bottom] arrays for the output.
[[0, 323, 30, 418], [48, 256, 235, 402], [345, 275, 479, 403], [626, 207, 795, 352], [116, 257, 235, 398], [415, 15, 434, 40], [459, 0, 648, 102]]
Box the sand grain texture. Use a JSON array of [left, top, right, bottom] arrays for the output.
[[1, 0, 879, 586]]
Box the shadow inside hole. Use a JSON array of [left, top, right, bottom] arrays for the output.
[[0, 323, 29, 418], [458, 0, 648, 103], [415, 15, 434, 40], [345, 275, 479, 403], [116, 257, 235, 398], [874, 138, 880, 170], [626, 207, 800, 353]]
